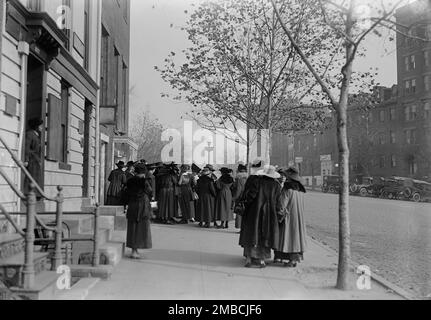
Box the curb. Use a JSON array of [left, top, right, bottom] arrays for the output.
[[308, 236, 417, 300]]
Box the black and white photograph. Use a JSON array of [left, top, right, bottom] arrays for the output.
[[0, 0, 430, 305]]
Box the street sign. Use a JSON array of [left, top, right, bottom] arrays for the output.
[[320, 155, 331, 161], [295, 157, 303, 163]]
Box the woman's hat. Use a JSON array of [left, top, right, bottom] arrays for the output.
[[126, 161, 135, 167], [204, 164, 216, 172], [285, 167, 301, 182], [192, 163, 201, 173], [201, 167, 212, 175], [181, 164, 191, 171], [220, 167, 232, 175], [256, 165, 281, 179], [251, 159, 263, 168], [237, 164, 248, 172], [134, 163, 148, 174], [28, 118, 43, 130], [116, 161, 125, 168]]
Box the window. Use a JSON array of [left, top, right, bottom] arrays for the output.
[[61, 0, 71, 49], [408, 157, 418, 175], [379, 110, 385, 122], [405, 80, 410, 94], [390, 108, 396, 121], [410, 55, 416, 70], [425, 102, 430, 119], [313, 136, 317, 148], [379, 133, 385, 145], [47, 83, 70, 165], [60, 82, 70, 163], [425, 75, 431, 92], [425, 51, 430, 67], [391, 155, 397, 168], [405, 56, 409, 71], [379, 156, 385, 168], [84, 0, 90, 71], [390, 131, 396, 144], [412, 79, 416, 93], [405, 105, 417, 121], [405, 129, 417, 145]]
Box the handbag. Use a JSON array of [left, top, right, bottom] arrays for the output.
[[192, 191, 199, 201], [234, 201, 245, 216]]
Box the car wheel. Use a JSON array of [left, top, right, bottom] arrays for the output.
[[322, 187, 328, 193], [350, 184, 358, 193], [329, 186, 335, 193], [359, 188, 368, 197], [412, 193, 421, 203]]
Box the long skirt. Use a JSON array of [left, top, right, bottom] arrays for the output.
[[273, 251, 303, 262], [126, 218, 152, 249], [178, 191, 195, 220], [106, 195, 123, 206], [235, 215, 242, 229], [243, 246, 271, 260], [158, 188, 177, 219]]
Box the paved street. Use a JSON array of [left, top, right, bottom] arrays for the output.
[[85, 223, 400, 300], [305, 191, 431, 299]]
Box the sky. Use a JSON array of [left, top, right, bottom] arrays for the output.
[[128, 0, 401, 131]]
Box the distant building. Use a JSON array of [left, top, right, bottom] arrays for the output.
[[98, 0, 136, 205], [290, 0, 431, 187]]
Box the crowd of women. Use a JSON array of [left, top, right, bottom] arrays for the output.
[[106, 159, 308, 267]]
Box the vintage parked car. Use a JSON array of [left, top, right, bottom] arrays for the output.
[[392, 177, 431, 202], [379, 177, 405, 200], [349, 176, 374, 197], [322, 175, 341, 193]]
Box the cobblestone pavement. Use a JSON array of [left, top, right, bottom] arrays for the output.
[[305, 191, 431, 299]]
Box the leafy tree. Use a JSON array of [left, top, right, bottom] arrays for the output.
[[156, 0, 336, 165], [271, 0, 430, 289], [130, 110, 165, 163]]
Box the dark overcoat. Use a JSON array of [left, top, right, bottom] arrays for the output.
[[156, 170, 177, 219], [125, 175, 153, 249], [178, 172, 196, 220], [232, 172, 248, 228], [239, 176, 282, 251], [214, 174, 234, 221], [196, 174, 216, 223]]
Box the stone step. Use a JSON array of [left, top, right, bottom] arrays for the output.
[[82, 206, 124, 216], [0, 233, 24, 260], [54, 277, 100, 300], [0, 252, 49, 287], [70, 228, 113, 265], [9, 271, 60, 300]]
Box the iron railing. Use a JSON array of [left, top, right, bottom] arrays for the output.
[[0, 134, 100, 290]]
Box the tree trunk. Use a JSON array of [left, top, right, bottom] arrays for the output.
[[336, 2, 355, 290]]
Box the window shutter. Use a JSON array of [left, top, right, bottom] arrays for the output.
[[47, 94, 62, 161]]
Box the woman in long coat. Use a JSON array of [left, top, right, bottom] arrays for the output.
[[106, 161, 127, 205], [196, 167, 217, 228], [239, 165, 282, 268], [214, 168, 234, 229], [178, 164, 196, 223], [156, 164, 178, 224], [125, 163, 153, 259], [232, 164, 248, 231], [275, 167, 307, 267]]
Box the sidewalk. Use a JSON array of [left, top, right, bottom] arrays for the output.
[[85, 223, 403, 300]]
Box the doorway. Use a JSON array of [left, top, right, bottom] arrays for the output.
[[22, 55, 45, 194]]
